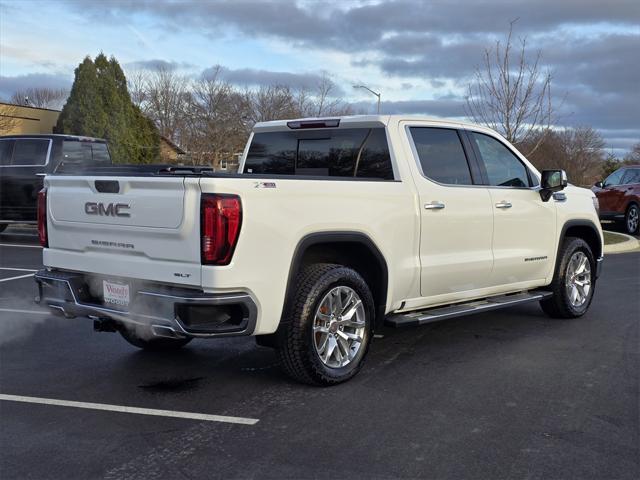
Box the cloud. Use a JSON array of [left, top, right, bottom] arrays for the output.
[[125, 59, 196, 71], [39, 1, 640, 153], [0, 73, 72, 100], [211, 67, 346, 96], [351, 98, 466, 117]]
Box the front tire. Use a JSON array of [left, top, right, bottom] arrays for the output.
[[625, 203, 639, 235], [540, 237, 596, 318], [120, 326, 192, 351], [278, 263, 374, 386]]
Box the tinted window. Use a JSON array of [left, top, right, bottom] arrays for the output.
[[91, 143, 111, 165], [11, 139, 49, 166], [410, 127, 473, 185], [604, 168, 625, 187], [57, 141, 111, 172], [244, 128, 393, 180], [621, 168, 640, 185], [471, 133, 531, 187], [0, 139, 15, 166]]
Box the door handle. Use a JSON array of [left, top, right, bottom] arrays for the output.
[[495, 201, 512, 209], [424, 201, 445, 210]]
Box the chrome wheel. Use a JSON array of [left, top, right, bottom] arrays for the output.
[[565, 251, 591, 308], [627, 205, 639, 234], [312, 286, 366, 369]]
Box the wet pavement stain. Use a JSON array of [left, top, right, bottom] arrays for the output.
[[137, 376, 204, 393]]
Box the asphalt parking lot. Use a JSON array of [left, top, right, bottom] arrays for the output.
[[0, 226, 638, 479]]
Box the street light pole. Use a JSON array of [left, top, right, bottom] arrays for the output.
[[353, 85, 381, 114]]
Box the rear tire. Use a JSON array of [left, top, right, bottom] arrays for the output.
[[540, 237, 596, 318], [624, 203, 639, 235], [278, 263, 374, 386], [120, 326, 192, 351]]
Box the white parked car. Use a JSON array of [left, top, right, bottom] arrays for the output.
[[35, 116, 603, 385]]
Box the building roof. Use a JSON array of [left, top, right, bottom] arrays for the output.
[[160, 136, 186, 155], [0, 101, 62, 113]]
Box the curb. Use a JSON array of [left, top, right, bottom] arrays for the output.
[[603, 230, 640, 254]]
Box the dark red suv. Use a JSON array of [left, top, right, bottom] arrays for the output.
[[592, 165, 640, 235]]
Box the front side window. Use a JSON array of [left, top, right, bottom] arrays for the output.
[[11, 139, 49, 166], [409, 127, 473, 185], [471, 132, 531, 188], [0, 139, 15, 166], [603, 168, 625, 187], [621, 168, 640, 185], [243, 128, 394, 180]]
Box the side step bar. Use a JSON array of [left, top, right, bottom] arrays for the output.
[[385, 291, 553, 328]]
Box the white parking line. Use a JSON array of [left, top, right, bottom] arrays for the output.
[[0, 394, 259, 425], [0, 273, 34, 283], [0, 308, 49, 315], [0, 268, 38, 272], [0, 243, 42, 249]]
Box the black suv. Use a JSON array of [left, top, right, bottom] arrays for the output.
[[0, 134, 111, 232]]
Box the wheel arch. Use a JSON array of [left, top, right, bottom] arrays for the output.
[[283, 232, 389, 329], [557, 219, 603, 266]]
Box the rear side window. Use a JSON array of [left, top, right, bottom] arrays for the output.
[[57, 141, 111, 172], [244, 128, 394, 180], [10, 139, 50, 166], [471, 132, 531, 188], [0, 139, 15, 166], [409, 127, 473, 185]]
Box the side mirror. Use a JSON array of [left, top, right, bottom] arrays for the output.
[[594, 181, 603, 189], [540, 169, 568, 202]]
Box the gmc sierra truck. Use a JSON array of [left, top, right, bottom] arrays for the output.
[[35, 116, 604, 385]]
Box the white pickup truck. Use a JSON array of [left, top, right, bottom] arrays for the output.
[[35, 115, 603, 385]]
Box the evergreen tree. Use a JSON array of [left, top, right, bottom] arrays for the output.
[[56, 54, 159, 164]]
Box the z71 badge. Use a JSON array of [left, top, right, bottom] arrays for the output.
[[254, 181, 277, 189]]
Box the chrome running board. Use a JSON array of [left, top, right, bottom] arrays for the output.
[[385, 291, 553, 328]]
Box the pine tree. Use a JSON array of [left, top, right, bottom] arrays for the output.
[[56, 54, 159, 164]]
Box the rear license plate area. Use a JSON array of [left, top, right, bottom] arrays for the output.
[[102, 280, 130, 310]]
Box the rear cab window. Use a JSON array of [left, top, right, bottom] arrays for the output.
[[243, 127, 394, 180], [56, 140, 111, 172]]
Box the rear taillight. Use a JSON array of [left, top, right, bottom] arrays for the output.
[[201, 194, 242, 265], [37, 188, 48, 247]]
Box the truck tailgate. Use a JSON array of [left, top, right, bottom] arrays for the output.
[[44, 175, 202, 287]]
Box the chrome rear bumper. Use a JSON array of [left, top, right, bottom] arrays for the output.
[[34, 269, 257, 339]]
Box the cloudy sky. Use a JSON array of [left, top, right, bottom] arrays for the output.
[[1, 0, 638, 155]]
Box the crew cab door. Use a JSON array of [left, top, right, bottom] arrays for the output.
[[466, 130, 556, 286], [403, 125, 494, 299]]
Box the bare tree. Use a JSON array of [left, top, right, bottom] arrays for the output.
[[135, 65, 191, 142], [523, 126, 605, 185], [127, 69, 149, 108], [623, 142, 640, 163], [465, 20, 554, 156], [10, 87, 68, 109], [185, 67, 247, 167]]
